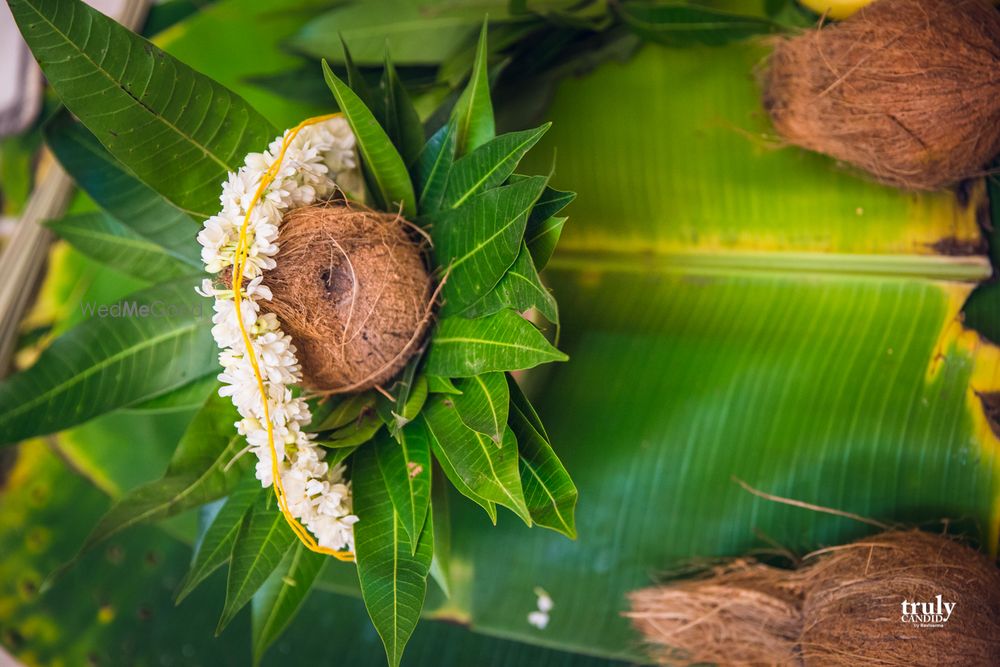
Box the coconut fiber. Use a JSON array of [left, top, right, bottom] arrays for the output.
[[762, 0, 1000, 190], [627, 530, 1000, 666], [260, 202, 432, 393]]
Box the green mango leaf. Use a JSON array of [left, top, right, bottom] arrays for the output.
[[313, 392, 377, 432], [427, 375, 463, 395], [526, 216, 567, 271], [44, 113, 202, 264], [124, 376, 218, 414], [431, 176, 547, 310], [317, 405, 383, 448], [528, 185, 575, 226], [322, 60, 416, 217], [422, 416, 496, 523], [416, 120, 458, 214], [291, 0, 484, 66], [382, 52, 425, 169], [251, 543, 327, 666], [9, 0, 276, 218], [375, 422, 432, 547], [510, 399, 577, 538], [507, 373, 548, 442], [463, 242, 559, 323], [0, 278, 215, 444], [341, 37, 384, 123], [615, 1, 783, 46], [176, 478, 262, 604], [451, 372, 509, 445], [377, 373, 429, 436], [442, 125, 551, 209], [424, 397, 530, 524], [217, 496, 296, 634], [451, 20, 495, 156], [84, 392, 247, 548], [353, 444, 433, 667], [426, 309, 567, 377], [428, 464, 453, 597], [327, 445, 361, 468], [46, 212, 197, 282]]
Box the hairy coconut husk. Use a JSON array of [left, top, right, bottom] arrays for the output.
[[628, 530, 1000, 666], [262, 203, 433, 393], [627, 560, 805, 666], [762, 0, 1000, 191], [799, 530, 1000, 666]]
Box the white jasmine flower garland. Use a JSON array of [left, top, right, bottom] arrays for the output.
[[196, 115, 360, 558]]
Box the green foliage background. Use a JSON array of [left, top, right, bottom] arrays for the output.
[[2, 0, 999, 665]]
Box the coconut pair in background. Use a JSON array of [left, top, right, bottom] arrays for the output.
[[764, 0, 1000, 191]]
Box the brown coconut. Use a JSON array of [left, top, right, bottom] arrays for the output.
[[762, 0, 1000, 191], [627, 560, 805, 666], [259, 203, 432, 393], [627, 530, 1000, 666], [799, 530, 1000, 666]]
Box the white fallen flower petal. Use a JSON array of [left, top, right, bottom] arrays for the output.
[[528, 611, 550, 630]]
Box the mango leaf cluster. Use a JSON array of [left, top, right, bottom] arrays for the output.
[[3, 1, 577, 665], [311, 24, 578, 665]]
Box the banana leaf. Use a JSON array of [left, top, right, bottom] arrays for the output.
[[416, 41, 1000, 660]]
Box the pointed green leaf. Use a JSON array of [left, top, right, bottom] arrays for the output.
[[375, 423, 432, 548], [314, 392, 377, 432], [426, 309, 567, 377], [427, 375, 463, 395], [528, 185, 575, 225], [353, 444, 433, 667], [415, 120, 457, 214], [375, 362, 427, 435], [341, 38, 383, 123], [424, 397, 530, 524], [44, 113, 202, 263], [84, 392, 247, 547], [523, 184, 573, 270], [510, 400, 577, 538], [451, 372, 509, 445], [423, 414, 496, 523], [382, 52, 425, 168], [46, 212, 196, 282], [317, 406, 383, 448], [451, 20, 495, 156], [251, 543, 327, 666], [526, 215, 567, 271], [124, 376, 218, 414], [442, 125, 550, 209], [176, 477, 262, 604], [0, 278, 215, 444], [463, 241, 559, 323], [217, 497, 296, 633], [376, 376, 428, 435], [322, 60, 416, 217], [431, 175, 547, 310], [327, 445, 361, 468], [506, 373, 548, 441], [428, 464, 452, 597], [9, 0, 276, 217]]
